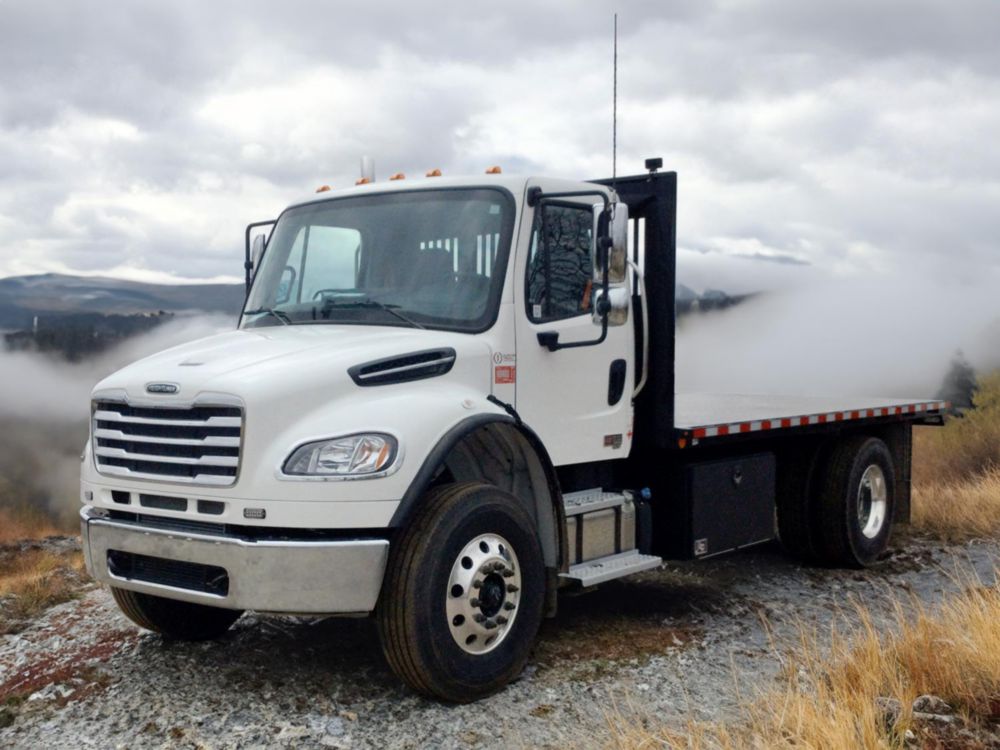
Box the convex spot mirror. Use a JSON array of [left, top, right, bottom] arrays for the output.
[[591, 201, 629, 286], [591, 286, 630, 327]]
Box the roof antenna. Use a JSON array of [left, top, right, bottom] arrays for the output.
[[612, 13, 618, 192]]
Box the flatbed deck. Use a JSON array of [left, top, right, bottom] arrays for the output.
[[674, 393, 947, 443]]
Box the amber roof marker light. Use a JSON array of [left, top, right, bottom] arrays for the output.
[[485, 166, 502, 174], [315, 185, 331, 193], [426, 168, 442, 177], [389, 173, 405, 181], [355, 177, 372, 185]]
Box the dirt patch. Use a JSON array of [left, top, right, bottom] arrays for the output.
[[531, 574, 719, 681], [536, 615, 701, 673], [0, 627, 134, 704]]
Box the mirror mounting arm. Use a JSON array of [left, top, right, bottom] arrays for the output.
[[244, 220, 277, 295], [537, 316, 609, 352]]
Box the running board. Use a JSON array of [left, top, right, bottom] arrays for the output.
[[560, 550, 662, 587]]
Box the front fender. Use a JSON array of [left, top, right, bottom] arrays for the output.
[[389, 413, 567, 573]]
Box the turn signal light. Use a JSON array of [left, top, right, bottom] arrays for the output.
[[316, 185, 331, 193], [485, 165, 502, 174], [389, 172, 405, 181], [355, 177, 372, 185], [426, 168, 442, 177]]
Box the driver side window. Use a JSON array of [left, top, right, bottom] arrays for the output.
[[526, 203, 593, 322]]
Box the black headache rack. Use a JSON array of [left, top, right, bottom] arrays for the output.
[[591, 171, 678, 452]]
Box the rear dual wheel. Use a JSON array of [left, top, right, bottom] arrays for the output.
[[376, 482, 545, 703], [815, 436, 895, 568], [778, 436, 895, 568]]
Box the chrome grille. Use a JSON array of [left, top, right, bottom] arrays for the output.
[[93, 400, 242, 486]]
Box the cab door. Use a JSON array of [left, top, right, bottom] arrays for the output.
[[512, 189, 634, 466]]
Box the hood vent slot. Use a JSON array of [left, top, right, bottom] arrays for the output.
[[349, 348, 456, 387]]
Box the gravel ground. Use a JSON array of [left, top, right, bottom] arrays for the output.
[[1, 533, 997, 749]]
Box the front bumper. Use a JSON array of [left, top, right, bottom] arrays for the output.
[[80, 507, 389, 614]]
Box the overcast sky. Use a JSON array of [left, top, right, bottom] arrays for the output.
[[1, 0, 999, 292]]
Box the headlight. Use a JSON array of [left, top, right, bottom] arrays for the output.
[[283, 433, 398, 477]]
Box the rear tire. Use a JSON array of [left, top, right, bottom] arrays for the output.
[[111, 587, 243, 640], [376, 482, 545, 703], [815, 436, 895, 568], [776, 444, 825, 562]]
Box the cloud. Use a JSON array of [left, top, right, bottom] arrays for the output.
[[0, 0, 997, 298]]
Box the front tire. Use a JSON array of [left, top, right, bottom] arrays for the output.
[[376, 482, 545, 702], [111, 587, 243, 640], [815, 436, 896, 568]]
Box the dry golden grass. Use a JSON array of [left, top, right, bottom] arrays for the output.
[[913, 468, 1000, 542], [913, 371, 1000, 487], [910, 370, 1000, 541], [0, 505, 71, 543], [609, 576, 1000, 749], [0, 548, 85, 634]]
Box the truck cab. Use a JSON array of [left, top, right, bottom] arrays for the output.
[[80, 166, 946, 702]]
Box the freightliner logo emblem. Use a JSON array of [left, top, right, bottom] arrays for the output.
[[146, 382, 179, 394]]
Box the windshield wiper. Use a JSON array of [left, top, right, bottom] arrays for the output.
[[318, 297, 425, 330], [244, 307, 291, 326]]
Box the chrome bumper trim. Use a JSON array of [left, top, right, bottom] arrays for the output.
[[80, 507, 388, 614]]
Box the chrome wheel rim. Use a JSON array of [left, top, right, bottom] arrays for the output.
[[857, 464, 888, 539], [445, 533, 521, 655]]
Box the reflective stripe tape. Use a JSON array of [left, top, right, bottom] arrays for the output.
[[684, 400, 948, 441]]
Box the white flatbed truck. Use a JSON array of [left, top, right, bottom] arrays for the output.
[[80, 162, 946, 701]]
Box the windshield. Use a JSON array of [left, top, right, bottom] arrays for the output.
[[242, 188, 515, 332]]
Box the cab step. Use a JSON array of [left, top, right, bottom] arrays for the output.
[[560, 550, 662, 587], [562, 488, 628, 516]]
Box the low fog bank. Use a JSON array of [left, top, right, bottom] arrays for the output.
[[0, 314, 233, 525], [2, 274, 998, 529], [676, 276, 1000, 398]]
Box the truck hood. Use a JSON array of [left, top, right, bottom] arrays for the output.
[[92, 325, 493, 405]]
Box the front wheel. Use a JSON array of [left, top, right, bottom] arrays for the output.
[[111, 587, 243, 641], [376, 482, 545, 702]]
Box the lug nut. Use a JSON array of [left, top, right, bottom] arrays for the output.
[[472, 580, 482, 589], [473, 613, 486, 623], [502, 570, 514, 578], [496, 615, 508, 625], [470, 598, 480, 607], [484, 619, 498, 630], [507, 584, 519, 593], [503, 602, 516, 611]]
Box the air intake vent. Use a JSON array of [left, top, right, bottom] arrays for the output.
[[107, 550, 229, 596], [92, 400, 242, 486], [349, 348, 456, 387]]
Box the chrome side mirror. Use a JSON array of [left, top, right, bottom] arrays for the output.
[[592, 285, 630, 327], [592, 201, 628, 285]]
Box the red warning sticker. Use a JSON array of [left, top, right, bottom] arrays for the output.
[[494, 365, 516, 384]]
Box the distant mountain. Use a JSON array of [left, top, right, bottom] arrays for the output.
[[0, 273, 244, 328], [675, 282, 756, 316]]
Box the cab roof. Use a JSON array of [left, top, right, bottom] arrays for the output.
[[286, 174, 613, 212]]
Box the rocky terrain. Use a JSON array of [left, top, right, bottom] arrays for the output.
[[1, 533, 997, 749]]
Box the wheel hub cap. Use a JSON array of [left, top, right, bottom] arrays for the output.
[[446, 533, 521, 654], [858, 464, 888, 539]]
